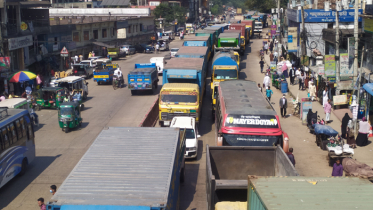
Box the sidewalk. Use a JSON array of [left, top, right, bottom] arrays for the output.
[[262, 51, 373, 168]]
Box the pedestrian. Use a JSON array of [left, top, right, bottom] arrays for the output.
[[273, 50, 278, 58], [37, 198, 46, 210], [273, 56, 278, 65], [286, 148, 295, 166], [331, 159, 343, 176], [88, 51, 92, 58], [279, 94, 287, 118], [356, 117, 370, 147], [259, 59, 265, 73], [269, 41, 274, 53], [258, 83, 262, 92], [341, 113, 351, 139], [266, 86, 273, 102], [50, 185, 57, 195], [74, 55, 79, 63], [263, 73, 270, 89], [324, 99, 332, 123], [299, 72, 305, 90], [309, 81, 316, 101], [156, 43, 159, 54], [264, 43, 268, 54], [289, 67, 295, 85], [323, 87, 329, 108], [304, 65, 309, 76], [269, 52, 274, 61]]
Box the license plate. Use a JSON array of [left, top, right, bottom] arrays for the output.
[[164, 121, 170, 126], [94, 75, 109, 78]]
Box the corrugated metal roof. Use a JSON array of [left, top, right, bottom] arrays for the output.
[[219, 80, 276, 115], [224, 30, 241, 34], [50, 127, 180, 207], [99, 0, 130, 6], [164, 58, 204, 71], [195, 30, 215, 34], [249, 176, 373, 210]]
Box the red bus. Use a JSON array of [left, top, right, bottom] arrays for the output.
[[215, 80, 289, 151]]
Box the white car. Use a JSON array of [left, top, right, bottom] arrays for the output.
[[88, 56, 103, 61], [170, 48, 179, 57], [170, 117, 200, 159]]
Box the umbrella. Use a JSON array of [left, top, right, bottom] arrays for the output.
[[313, 124, 339, 137], [8, 71, 37, 83]]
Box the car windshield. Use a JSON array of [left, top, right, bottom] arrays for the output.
[[161, 94, 197, 103], [214, 69, 238, 79], [171, 49, 179, 52], [60, 107, 73, 116], [180, 128, 195, 139]]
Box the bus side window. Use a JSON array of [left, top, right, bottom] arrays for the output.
[[7, 126, 13, 145], [15, 120, 22, 139], [1, 128, 9, 149], [9, 124, 17, 143], [20, 117, 26, 137]]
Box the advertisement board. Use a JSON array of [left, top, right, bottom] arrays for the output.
[[364, 18, 373, 33], [301, 98, 312, 125], [324, 55, 336, 77], [287, 27, 298, 52], [340, 53, 353, 77]]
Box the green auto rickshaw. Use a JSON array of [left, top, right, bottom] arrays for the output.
[[35, 87, 66, 110], [58, 102, 82, 133]]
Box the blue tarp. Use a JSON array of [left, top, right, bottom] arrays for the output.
[[313, 124, 339, 136], [363, 83, 373, 96]]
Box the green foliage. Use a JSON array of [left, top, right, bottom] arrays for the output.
[[153, 4, 187, 24], [245, 0, 287, 13]]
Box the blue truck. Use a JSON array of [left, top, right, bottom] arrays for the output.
[[128, 63, 159, 95], [183, 36, 212, 60], [93, 63, 118, 85], [46, 127, 186, 210], [175, 46, 209, 64], [163, 57, 206, 100]]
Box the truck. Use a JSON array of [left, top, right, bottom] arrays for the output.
[[229, 23, 250, 46], [93, 63, 118, 85], [223, 30, 245, 53], [175, 46, 209, 64], [215, 32, 243, 55], [183, 36, 212, 59], [206, 145, 299, 210], [186, 23, 195, 34], [150, 57, 165, 75], [237, 8, 242, 14], [241, 19, 255, 37], [212, 51, 239, 71], [128, 63, 159, 95], [47, 127, 186, 210], [252, 16, 263, 34], [107, 46, 125, 59]]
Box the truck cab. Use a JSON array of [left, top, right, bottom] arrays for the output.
[[171, 117, 200, 159]]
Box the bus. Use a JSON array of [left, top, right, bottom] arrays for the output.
[[215, 80, 289, 150], [0, 108, 35, 188]]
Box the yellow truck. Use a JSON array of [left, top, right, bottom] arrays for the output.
[[211, 65, 239, 115], [107, 47, 125, 60], [159, 83, 200, 127]]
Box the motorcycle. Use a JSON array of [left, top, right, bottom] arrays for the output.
[[113, 76, 120, 90]]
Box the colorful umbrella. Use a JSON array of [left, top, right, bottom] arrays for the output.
[[8, 71, 37, 83]]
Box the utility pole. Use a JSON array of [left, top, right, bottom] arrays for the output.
[[335, 9, 340, 84], [277, 0, 280, 55], [301, 6, 306, 56], [353, 0, 360, 137]]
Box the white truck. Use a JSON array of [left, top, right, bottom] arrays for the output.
[[150, 57, 166, 75], [170, 117, 200, 159]]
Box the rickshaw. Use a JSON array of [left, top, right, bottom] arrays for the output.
[[58, 102, 82, 133], [34, 87, 66, 110], [54, 76, 89, 110]]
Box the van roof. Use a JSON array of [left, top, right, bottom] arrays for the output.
[[171, 117, 195, 129]]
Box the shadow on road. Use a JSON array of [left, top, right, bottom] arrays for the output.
[[239, 71, 247, 80], [0, 155, 61, 209], [180, 164, 200, 210], [33, 123, 45, 132]]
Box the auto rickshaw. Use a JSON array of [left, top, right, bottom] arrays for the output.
[[34, 87, 66, 110], [58, 102, 82, 133], [54, 76, 89, 110]]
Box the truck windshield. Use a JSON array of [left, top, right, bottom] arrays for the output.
[[255, 23, 263, 27], [214, 70, 238, 79], [161, 94, 198, 103], [180, 128, 195, 139], [60, 107, 73, 116]]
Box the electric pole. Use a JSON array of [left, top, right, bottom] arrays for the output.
[[336, 9, 340, 84], [301, 6, 306, 56], [277, 0, 280, 55], [353, 0, 360, 137]]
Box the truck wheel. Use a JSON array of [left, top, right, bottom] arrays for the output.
[[180, 167, 185, 183], [65, 127, 69, 133], [19, 158, 28, 176], [97, 82, 100, 85], [131, 90, 136, 95]]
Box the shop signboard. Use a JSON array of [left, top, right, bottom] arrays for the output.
[[301, 98, 312, 125], [271, 25, 276, 38], [340, 53, 352, 77], [270, 61, 276, 71], [298, 9, 362, 23], [333, 95, 348, 105], [327, 77, 336, 83], [364, 18, 373, 33], [287, 27, 297, 52], [318, 66, 325, 75], [0, 57, 10, 72], [8, 35, 33, 51], [324, 55, 336, 77], [348, 37, 355, 73]]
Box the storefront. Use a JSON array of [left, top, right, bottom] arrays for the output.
[[8, 35, 33, 71]]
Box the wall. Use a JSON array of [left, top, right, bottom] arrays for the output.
[[117, 16, 155, 40], [73, 21, 117, 48], [300, 23, 327, 57]]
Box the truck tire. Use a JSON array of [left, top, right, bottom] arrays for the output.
[[19, 158, 28, 176], [131, 90, 136, 95], [180, 167, 185, 183]]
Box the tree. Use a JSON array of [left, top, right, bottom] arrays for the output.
[[153, 4, 187, 24], [245, 0, 287, 13]]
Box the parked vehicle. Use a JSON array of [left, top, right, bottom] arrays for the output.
[[34, 87, 66, 110], [93, 63, 118, 85], [170, 48, 179, 57], [47, 127, 186, 209], [241, 19, 255, 37], [58, 102, 82, 133], [120, 45, 136, 55], [186, 23, 195, 34], [183, 36, 212, 60], [71, 64, 94, 78], [108, 46, 125, 59], [229, 23, 250, 46], [212, 51, 239, 72], [128, 63, 159, 95], [157, 40, 169, 51], [88, 56, 103, 61], [171, 117, 200, 159], [206, 145, 298, 210], [134, 44, 154, 53], [175, 46, 209, 65], [224, 30, 246, 53], [163, 30, 175, 40], [92, 58, 112, 71], [175, 27, 185, 36], [150, 57, 166, 75], [80, 59, 94, 67]]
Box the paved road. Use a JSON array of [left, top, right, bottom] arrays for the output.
[[0, 41, 182, 210]]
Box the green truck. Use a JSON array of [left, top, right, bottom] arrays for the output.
[[214, 32, 243, 55]]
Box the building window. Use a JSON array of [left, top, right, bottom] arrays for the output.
[[139, 24, 143, 32], [128, 25, 131, 33], [93, 30, 98, 39], [54, 37, 58, 45], [73, 32, 80, 42], [84, 31, 89, 41], [149, 1, 160, 6], [102, 29, 107, 38]]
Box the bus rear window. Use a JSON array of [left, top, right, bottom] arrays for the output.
[[225, 114, 279, 128]]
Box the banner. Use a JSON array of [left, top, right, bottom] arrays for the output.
[[348, 37, 355, 74], [0, 57, 11, 71], [271, 25, 276, 39], [287, 27, 298, 52], [364, 18, 373, 33], [301, 98, 312, 124], [324, 55, 336, 77], [340, 53, 352, 77]]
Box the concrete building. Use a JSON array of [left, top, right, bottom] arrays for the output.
[[117, 16, 155, 44]]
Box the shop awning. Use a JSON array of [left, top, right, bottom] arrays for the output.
[[363, 83, 373, 96], [92, 42, 115, 48]]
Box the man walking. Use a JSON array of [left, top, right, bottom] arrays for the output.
[[269, 52, 274, 61], [155, 43, 159, 54], [259, 59, 265, 73], [289, 67, 295, 85], [263, 73, 270, 89], [266, 86, 273, 102], [279, 94, 287, 118]]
